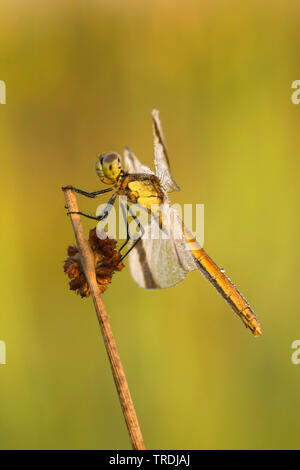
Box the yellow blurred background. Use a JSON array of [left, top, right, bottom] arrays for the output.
[[0, 0, 300, 449]]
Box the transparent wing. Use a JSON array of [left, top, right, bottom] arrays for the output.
[[129, 205, 197, 289], [152, 108, 180, 193], [123, 147, 154, 175]]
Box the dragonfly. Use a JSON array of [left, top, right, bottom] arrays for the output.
[[65, 109, 261, 336]]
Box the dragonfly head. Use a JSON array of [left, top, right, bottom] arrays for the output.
[[95, 153, 122, 184]]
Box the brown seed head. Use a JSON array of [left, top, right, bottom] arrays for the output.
[[63, 228, 124, 298]]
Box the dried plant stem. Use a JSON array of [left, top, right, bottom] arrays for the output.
[[63, 188, 146, 450]]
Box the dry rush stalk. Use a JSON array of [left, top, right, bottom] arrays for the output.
[[62, 187, 145, 450]]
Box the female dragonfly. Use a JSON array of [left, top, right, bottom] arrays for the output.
[[65, 109, 261, 336]]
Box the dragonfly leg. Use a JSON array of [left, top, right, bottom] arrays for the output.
[[118, 205, 145, 263], [96, 192, 118, 220], [119, 201, 131, 252], [127, 204, 145, 238], [67, 192, 117, 221], [66, 211, 100, 221], [62, 185, 113, 198], [119, 202, 145, 252], [119, 236, 142, 263]]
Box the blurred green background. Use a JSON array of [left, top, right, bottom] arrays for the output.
[[0, 0, 300, 450]]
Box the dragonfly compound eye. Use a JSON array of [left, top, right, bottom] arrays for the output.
[[95, 153, 122, 184]]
